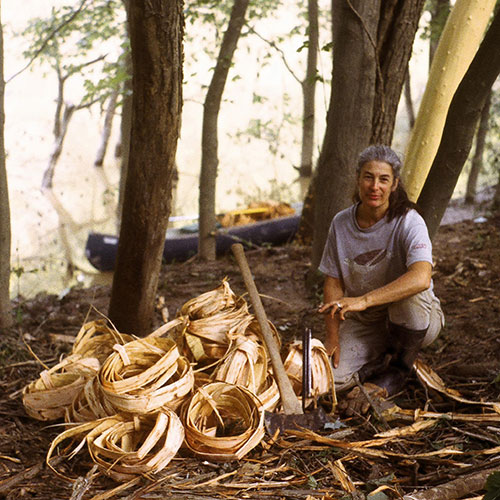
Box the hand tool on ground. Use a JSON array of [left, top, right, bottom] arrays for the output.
[[302, 327, 312, 413], [231, 243, 329, 435]]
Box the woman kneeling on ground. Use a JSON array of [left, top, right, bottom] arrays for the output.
[[318, 145, 444, 412]]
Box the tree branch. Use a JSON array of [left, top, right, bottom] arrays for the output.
[[6, 0, 90, 84], [245, 24, 302, 84]]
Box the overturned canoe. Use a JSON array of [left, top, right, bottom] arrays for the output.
[[85, 214, 301, 272]]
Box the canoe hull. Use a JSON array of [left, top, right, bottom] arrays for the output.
[[85, 214, 300, 272]]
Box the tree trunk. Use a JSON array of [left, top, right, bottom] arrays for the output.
[[311, 0, 380, 270], [429, 0, 451, 69], [404, 68, 416, 130], [41, 102, 75, 189], [108, 0, 183, 336], [198, 0, 250, 260], [297, 0, 319, 198], [465, 90, 491, 204], [493, 170, 500, 212], [402, 0, 497, 202], [370, 0, 425, 145], [0, 1, 12, 329], [417, 7, 500, 240], [117, 6, 132, 228], [94, 87, 119, 167]]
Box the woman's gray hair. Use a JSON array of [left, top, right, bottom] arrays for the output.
[[356, 145, 403, 178]]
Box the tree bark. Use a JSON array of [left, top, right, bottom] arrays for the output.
[[108, 0, 183, 336], [117, 58, 133, 227], [465, 91, 491, 204], [404, 68, 416, 130], [117, 3, 132, 228], [493, 170, 500, 211], [417, 7, 500, 240], [0, 1, 12, 329], [198, 0, 250, 260], [94, 87, 119, 167], [370, 0, 425, 145], [297, 0, 319, 197]]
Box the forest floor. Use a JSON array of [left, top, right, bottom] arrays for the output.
[[1, 199, 500, 500]]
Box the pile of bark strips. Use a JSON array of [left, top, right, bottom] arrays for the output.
[[1, 215, 500, 500]]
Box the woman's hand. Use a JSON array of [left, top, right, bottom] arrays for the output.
[[319, 295, 369, 320], [324, 329, 340, 367]]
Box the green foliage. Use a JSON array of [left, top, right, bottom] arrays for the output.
[[19, 0, 127, 107]]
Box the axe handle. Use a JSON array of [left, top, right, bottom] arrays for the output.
[[231, 244, 303, 415]]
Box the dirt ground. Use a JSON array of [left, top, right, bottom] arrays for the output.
[[1, 209, 499, 499]]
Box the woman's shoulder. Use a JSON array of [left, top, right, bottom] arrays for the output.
[[401, 208, 427, 226]]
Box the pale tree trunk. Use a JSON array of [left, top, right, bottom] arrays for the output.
[[417, 8, 500, 240], [310, 0, 424, 270], [198, 0, 250, 260], [297, 0, 318, 199], [311, 0, 380, 270], [402, 0, 497, 202], [0, 1, 12, 329], [94, 87, 119, 167], [42, 101, 75, 189], [41, 56, 104, 189], [465, 90, 491, 204], [108, 0, 183, 336]]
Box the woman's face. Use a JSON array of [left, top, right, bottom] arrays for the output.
[[357, 160, 398, 212]]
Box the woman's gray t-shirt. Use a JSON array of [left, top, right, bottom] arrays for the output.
[[319, 204, 433, 297]]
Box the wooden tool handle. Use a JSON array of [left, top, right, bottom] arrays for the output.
[[231, 243, 303, 415]]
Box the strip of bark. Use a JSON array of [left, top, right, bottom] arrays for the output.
[[403, 467, 497, 500]]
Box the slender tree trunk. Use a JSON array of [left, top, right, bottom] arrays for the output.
[[465, 91, 491, 204], [41, 103, 75, 189], [404, 68, 416, 130], [493, 170, 500, 211], [417, 8, 500, 240], [108, 0, 183, 336], [94, 87, 119, 167], [311, 0, 381, 270], [198, 0, 250, 260], [117, 81, 132, 227], [0, 1, 12, 329], [402, 0, 497, 202], [297, 0, 319, 199], [117, 6, 132, 227]]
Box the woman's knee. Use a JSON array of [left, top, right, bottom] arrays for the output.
[[388, 289, 434, 330], [388, 290, 444, 344]]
